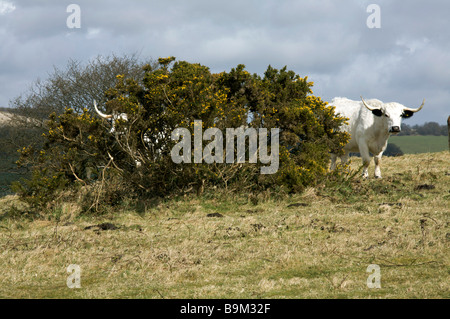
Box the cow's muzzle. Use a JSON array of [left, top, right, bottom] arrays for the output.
[[389, 126, 401, 133]]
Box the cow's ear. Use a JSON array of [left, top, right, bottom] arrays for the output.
[[402, 110, 414, 118], [372, 109, 383, 117]]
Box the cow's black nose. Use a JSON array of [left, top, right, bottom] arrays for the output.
[[390, 126, 400, 133]]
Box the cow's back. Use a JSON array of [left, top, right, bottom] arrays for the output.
[[328, 97, 381, 153], [328, 97, 361, 131]]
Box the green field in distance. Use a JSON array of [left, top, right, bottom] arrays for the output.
[[389, 135, 448, 154]]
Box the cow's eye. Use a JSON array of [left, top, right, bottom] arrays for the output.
[[402, 111, 413, 118], [372, 109, 383, 117]]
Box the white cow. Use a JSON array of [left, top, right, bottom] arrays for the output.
[[93, 100, 128, 134], [94, 100, 166, 166], [329, 96, 425, 178], [94, 100, 155, 143]]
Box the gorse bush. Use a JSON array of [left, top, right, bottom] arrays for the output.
[[13, 57, 349, 212]]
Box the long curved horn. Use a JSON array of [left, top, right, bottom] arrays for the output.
[[360, 96, 378, 111], [403, 99, 425, 113], [94, 100, 113, 119]]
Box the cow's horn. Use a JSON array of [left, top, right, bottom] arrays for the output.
[[403, 99, 425, 113], [360, 96, 378, 111], [94, 100, 113, 119]]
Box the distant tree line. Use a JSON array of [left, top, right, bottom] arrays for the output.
[[398, 122, 448, 136], [0, 107, 21, 114], [383, 143, 404, 157]]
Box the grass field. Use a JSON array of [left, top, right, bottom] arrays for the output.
[[0, 151, 448, 299], [389, 135, 448, 154]]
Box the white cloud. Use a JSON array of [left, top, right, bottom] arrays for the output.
[[0, 0, 15, 15], [395, 37, 430, 55], [86, 28, 101, 39]]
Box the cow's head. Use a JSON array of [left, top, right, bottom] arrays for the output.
[[360, 96, 425, 134], [94, 100, 128, 133]]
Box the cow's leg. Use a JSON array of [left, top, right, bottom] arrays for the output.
[[330, 154, 337, 170], [358, 143, 371, 179], [374, 152, 382, 178]]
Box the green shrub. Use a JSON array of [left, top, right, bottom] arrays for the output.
[[14, 57, 349, 212]]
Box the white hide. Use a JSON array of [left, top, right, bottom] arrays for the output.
[[329, 97, 424, 178], [94, 100, 128, 134], [93, 100, 163, 166]]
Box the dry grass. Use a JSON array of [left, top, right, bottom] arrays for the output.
[[0, 152, 448, 299]]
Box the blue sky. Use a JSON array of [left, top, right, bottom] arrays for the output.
[[1, 0, 449, 124]]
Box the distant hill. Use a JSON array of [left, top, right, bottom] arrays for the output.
[[0, 111, 14, 125], [0, 110, 42, 127]]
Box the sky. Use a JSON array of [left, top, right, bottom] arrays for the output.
[[0, 0, 449, 124]]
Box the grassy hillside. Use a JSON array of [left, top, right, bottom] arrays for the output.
[[0, 152, 448, 299], [389, 135, 448, 154]]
